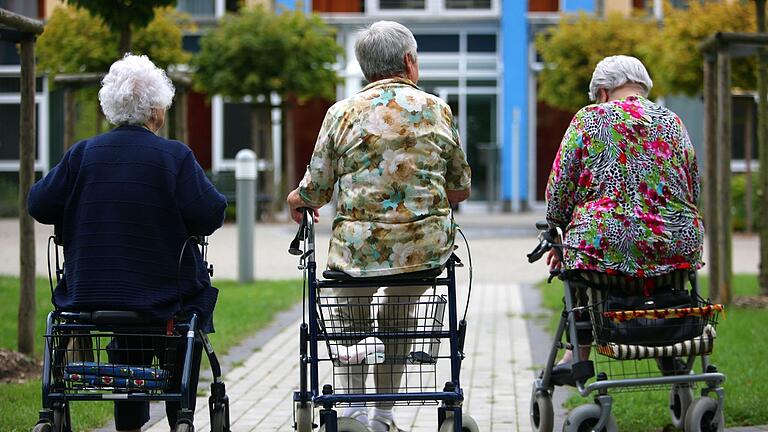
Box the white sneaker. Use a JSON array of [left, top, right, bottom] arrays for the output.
[[330, 337, 385, 365]]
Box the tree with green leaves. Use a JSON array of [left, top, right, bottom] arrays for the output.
[[755, 0, 768, 297], [536, 12, 654, 112], [193, 6, 342, 216], [65, 0, 177, 55]]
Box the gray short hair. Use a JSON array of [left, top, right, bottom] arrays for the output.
[[355, 21, 417, 82], [99, 54, 175, 126], [588, 55, 653, 101]]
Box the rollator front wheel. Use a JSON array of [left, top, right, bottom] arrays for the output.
[[438, 414, 480, 432], [175, 422, 194, 432], [32, 422, 53, 432], [210, 403, 228, 432], [669, 384, 694, 429], [318, 417, 370, 432], [531, 390, 554, 432], [295, 402, 314, 432], [684, 397, 724, 432], [562, 404, 617, 432]]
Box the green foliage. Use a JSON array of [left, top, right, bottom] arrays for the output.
[[38, 6, 192, 80], [65, 0, 176, 37], [642, 1, 755, 96], [536, 13, 654, 111], [731, 172, 761, 232], [192, 6, 342, 103], [0, 173, 20, 218], [536, 2, 757, 110]]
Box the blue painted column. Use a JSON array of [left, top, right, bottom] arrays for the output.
[[501, 0, 529, 210]]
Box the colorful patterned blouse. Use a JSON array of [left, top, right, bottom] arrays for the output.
[[299, 78, 472, 277], [546, 96, 704, 277]]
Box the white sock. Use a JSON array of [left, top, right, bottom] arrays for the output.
[[342, 407, 368, 424], [370, 408, 393, 432]]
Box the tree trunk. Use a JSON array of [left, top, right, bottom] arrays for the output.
[[756, 0, 768, 296], [704, 56, 720, 302], [18, 38, 36, 356], [119, 24, 131, 56], [716, 47, 733, 305], [249, 103, 273, 221], [284, 103, 296, 195]]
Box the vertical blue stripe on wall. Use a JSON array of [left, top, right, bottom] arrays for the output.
[[501, 0, 528, 204], [562, 0, 595, 13], [275, 0, 310, 12]]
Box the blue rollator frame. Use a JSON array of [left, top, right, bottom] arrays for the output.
[[290, 209, 477, 432], [32, 233, 230, 432], [527, 221, 726, 432]]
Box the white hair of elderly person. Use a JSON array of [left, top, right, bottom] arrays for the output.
[[354, 20, 418, 83], [98, 54, 175, 131], [588, 55, 653, 103]]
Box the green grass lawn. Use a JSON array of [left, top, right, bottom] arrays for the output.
[[538, 273, 768, 430], [0, 276, 302, 432]]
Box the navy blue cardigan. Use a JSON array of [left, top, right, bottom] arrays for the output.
[[28, 125, 227, 331]]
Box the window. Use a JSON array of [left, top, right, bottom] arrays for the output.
[[445, 0, 491, 8], [177, 0, 215, 16], [529, 0, 558, 12], [379, 0, 425, 9], [0, 104, 39, 160], [467, 34, 496, 53], [415, 34, 459, 53]]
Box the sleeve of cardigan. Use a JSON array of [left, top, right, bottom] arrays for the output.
[[27, 144, 77, 225], [175, 151, 227, 236]]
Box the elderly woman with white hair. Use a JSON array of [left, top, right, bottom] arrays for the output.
[[545, 55, 704, 372], [28, 54, 226, 432]]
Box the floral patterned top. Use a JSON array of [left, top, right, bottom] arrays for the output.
[[546, 96, 704, 277], [299, 78, 471, 277]]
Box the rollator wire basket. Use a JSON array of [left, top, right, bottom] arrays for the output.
[[316, 292, 448, 404], [47, 323, 179, 395], [584, 287, 724, 392]]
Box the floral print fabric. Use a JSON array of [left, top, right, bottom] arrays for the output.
[[299, 78, 471, 277], [546, 96, 704, 277]]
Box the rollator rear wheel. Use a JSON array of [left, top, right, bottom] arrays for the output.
[[53, 402, 70, 432], [684, 397, 724, 432], [210, 403, 228, 432], [318, 417, 370, 432], [32, 422, 52, 432], [295, 402, 313, 432], [531, 390, 554, 432], [669, 384, 694, 429], [175, 422, 194, 432], [562, 404, 617, 432], [438, 414, 480, 432]]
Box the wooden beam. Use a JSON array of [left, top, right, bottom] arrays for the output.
[[716, 47, 733, 304], [17, 38, 36, 355], [0, 7, 43, 35], [703, 55, 720, 303]]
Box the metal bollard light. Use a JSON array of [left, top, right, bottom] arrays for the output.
[[235, 149, 257, 283]]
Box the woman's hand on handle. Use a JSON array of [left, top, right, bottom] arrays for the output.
[[546, 248, 562, 271], [286, 189, 319, 224]]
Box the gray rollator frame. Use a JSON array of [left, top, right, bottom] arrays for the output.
[[528, 222, 726, 432]]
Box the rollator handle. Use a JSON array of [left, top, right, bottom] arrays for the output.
[[288, 208, 311, 256]]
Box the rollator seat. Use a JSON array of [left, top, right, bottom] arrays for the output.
[[322, 266, 444, 282], [59, 310, 162, 324]]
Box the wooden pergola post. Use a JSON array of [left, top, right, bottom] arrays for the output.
[[703, 54, 720, 301], [0, 7, 44, 356], [716, 45, 733, 304]]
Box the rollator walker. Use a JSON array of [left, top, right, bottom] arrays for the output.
[[527, 222, 726, 432], [289, 208, 480, 432]]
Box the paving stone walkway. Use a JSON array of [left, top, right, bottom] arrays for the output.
[[146, 282, 534, 432]]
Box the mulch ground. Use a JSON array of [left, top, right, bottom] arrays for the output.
[[0, 349, 41, 384], [732, 295, 768, 309]]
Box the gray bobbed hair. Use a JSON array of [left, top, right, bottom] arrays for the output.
[[588, 55, 653, 102], [355, 21, 417, 82], [99, 54, 175, 126]]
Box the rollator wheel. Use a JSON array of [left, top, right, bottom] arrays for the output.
[[175, 422, 194, 432], [295, 402, 314, 432], [531, 390, 554, 432], [318, 417, 370, 432], [562, 404, 618, 432], [210, 403, 228, 432], [438, 414, 480, 432], [684, 397, 724, 432], [669, 384, 694, 429], [32, 422, 53, 432], [53, 402, 70, 432]]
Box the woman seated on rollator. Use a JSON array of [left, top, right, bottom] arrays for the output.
[[286, 20, 471, 432], [28, 54, 227, 432], [544, 55, 704, 375]]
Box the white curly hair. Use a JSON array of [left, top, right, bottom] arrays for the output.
[[99, 54, 175, 126], [588, 55, 653, 102]]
